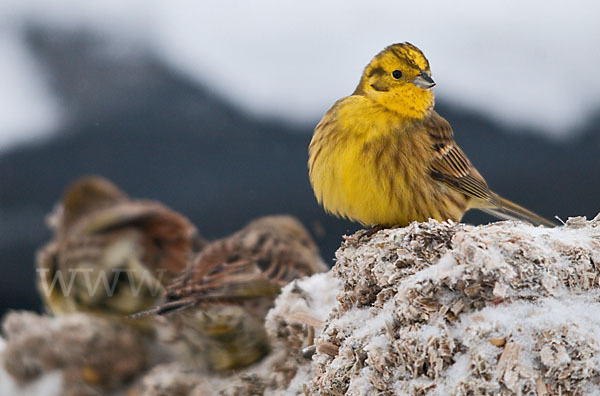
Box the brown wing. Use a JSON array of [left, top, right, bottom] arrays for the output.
[[166, 238, 283, 302], [135, 216, 327, 317], [424, 111, 495, 203], [157, 216, 324, 315], [131, 202, 199, 283]]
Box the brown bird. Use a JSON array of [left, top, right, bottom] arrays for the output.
[[37, 176, 202, 323], [142, 215, 327, 371]]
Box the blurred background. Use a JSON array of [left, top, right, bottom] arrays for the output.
[[1, 0, 599, 316]]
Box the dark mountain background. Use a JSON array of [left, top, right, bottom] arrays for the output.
[[1, 27, 598, 316]]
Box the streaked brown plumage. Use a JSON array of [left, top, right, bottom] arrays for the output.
[[144, 215, 327, 371], [36, 176, 202, 322]]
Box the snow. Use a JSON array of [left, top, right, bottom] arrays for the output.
[[278, 272, 339, 321], [0, 368, 62, 396]]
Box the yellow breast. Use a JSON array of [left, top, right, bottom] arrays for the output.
[[309, 96, 461, 226]]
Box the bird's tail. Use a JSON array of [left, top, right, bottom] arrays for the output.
[[480, 193, 556, 227]]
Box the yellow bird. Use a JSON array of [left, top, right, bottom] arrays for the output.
[[309, 42, 554, 228]]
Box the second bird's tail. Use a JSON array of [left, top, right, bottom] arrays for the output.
[[480, 193, 556, 227]]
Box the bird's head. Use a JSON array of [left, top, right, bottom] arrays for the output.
[[55, 175, 129, 232], [354, 42, 435, 119]]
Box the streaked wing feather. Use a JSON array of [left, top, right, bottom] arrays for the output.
[[425, 112, 493, 202], [166, 239, 283, 302], [159, 216, 323, 315]]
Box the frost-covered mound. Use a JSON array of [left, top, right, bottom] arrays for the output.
[[309, 216, 600, 396], [139, 217, 600, 396], [3, 217, 600, 395]]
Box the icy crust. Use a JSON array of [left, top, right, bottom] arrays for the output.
[[309, 216, 600, 396]]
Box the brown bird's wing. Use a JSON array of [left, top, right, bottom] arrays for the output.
[[153, 227, 314, 315], [423, 111, 495, 204], [423, 111, 555, 227], [167, 239, 291, 300], [131, 215, 325, 318]]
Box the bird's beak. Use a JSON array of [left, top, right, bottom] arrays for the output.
[[412, 72, 436, 89]]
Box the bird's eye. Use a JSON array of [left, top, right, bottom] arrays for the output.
[[392, 70, 402, 79]]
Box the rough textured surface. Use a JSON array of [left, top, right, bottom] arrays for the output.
[[0, 273, 340, 396], [310, 216, 600, 396], [3, 217, 600, 395], [135, 272, 340, 396], [1, 312, 151, 396]]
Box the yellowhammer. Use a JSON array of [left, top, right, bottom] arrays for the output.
[[309, 42, 554, 228]]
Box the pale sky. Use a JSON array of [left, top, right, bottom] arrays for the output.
[[1, 0, 599, 149]]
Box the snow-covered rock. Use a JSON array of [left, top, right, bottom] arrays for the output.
[[309, 216, 600, 396]]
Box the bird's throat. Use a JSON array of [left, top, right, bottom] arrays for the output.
[[373, 85, 435, 120]]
